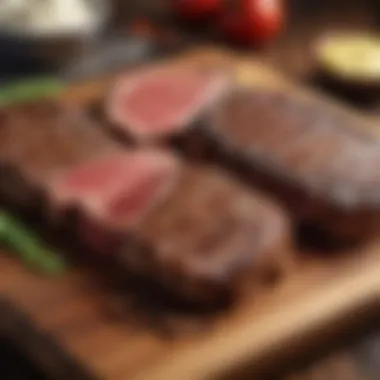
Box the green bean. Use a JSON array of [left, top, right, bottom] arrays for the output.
[[0, 77, 65, 106], [0, 213, 67, 276]]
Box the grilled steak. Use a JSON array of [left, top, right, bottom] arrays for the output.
[[180, 89, 380, 241], [0, 101, 120, 212], [106, 64, 231, 142], [82, 164, 291, 303], [0, 100, 291, 304]]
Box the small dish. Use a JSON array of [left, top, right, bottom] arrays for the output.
[[0, 0, 110, 69], [313, 31, 380, 96]]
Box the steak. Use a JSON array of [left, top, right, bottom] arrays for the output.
[[106, 64, 231, 142], [0, 100, 291, 304], [50, 150, 178, 226], [0, 101, 120, 212], [79, 164, 291, 303], [180, 89, 380, 241]]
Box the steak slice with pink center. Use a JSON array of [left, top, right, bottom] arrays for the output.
[[105, 166, 176, 224], [50, 150, 180, 253], [53, 153, 134, 201], [107, 65, 231, 141]]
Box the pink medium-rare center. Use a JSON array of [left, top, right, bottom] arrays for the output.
[[50, 150, 180, 228], [107, 65, 231, 140]]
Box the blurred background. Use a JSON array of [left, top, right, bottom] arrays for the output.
[[1, 0, 380, 80]]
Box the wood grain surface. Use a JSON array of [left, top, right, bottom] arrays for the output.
[[1, 298, 95, 380], [2, 47, 380, 380]]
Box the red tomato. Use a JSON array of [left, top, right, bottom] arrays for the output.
[[242, 0, 284, 44], [176, 0, 223, 19]]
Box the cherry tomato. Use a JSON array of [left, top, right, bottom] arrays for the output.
[[242, 0, 284, 44], [176, 0, 223, 20], [220, 0, 284, 46]]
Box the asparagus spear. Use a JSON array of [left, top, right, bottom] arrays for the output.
[[0, 77, 65, 106], [0, 213, 67, 275]]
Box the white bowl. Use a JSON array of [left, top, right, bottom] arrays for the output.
[[0, 0, 110, 69]]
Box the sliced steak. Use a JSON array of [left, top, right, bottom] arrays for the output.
[[50, 150, 178, 223], [0, 100, 120, 212], [52, 150, 181, 251], [0, 100, 291, 304], [106, 64, 231, 142], [180, 89, 380, 241], [78, 164, 291, 303]]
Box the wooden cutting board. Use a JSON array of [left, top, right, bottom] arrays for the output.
[[2, 47, 380, 380]]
